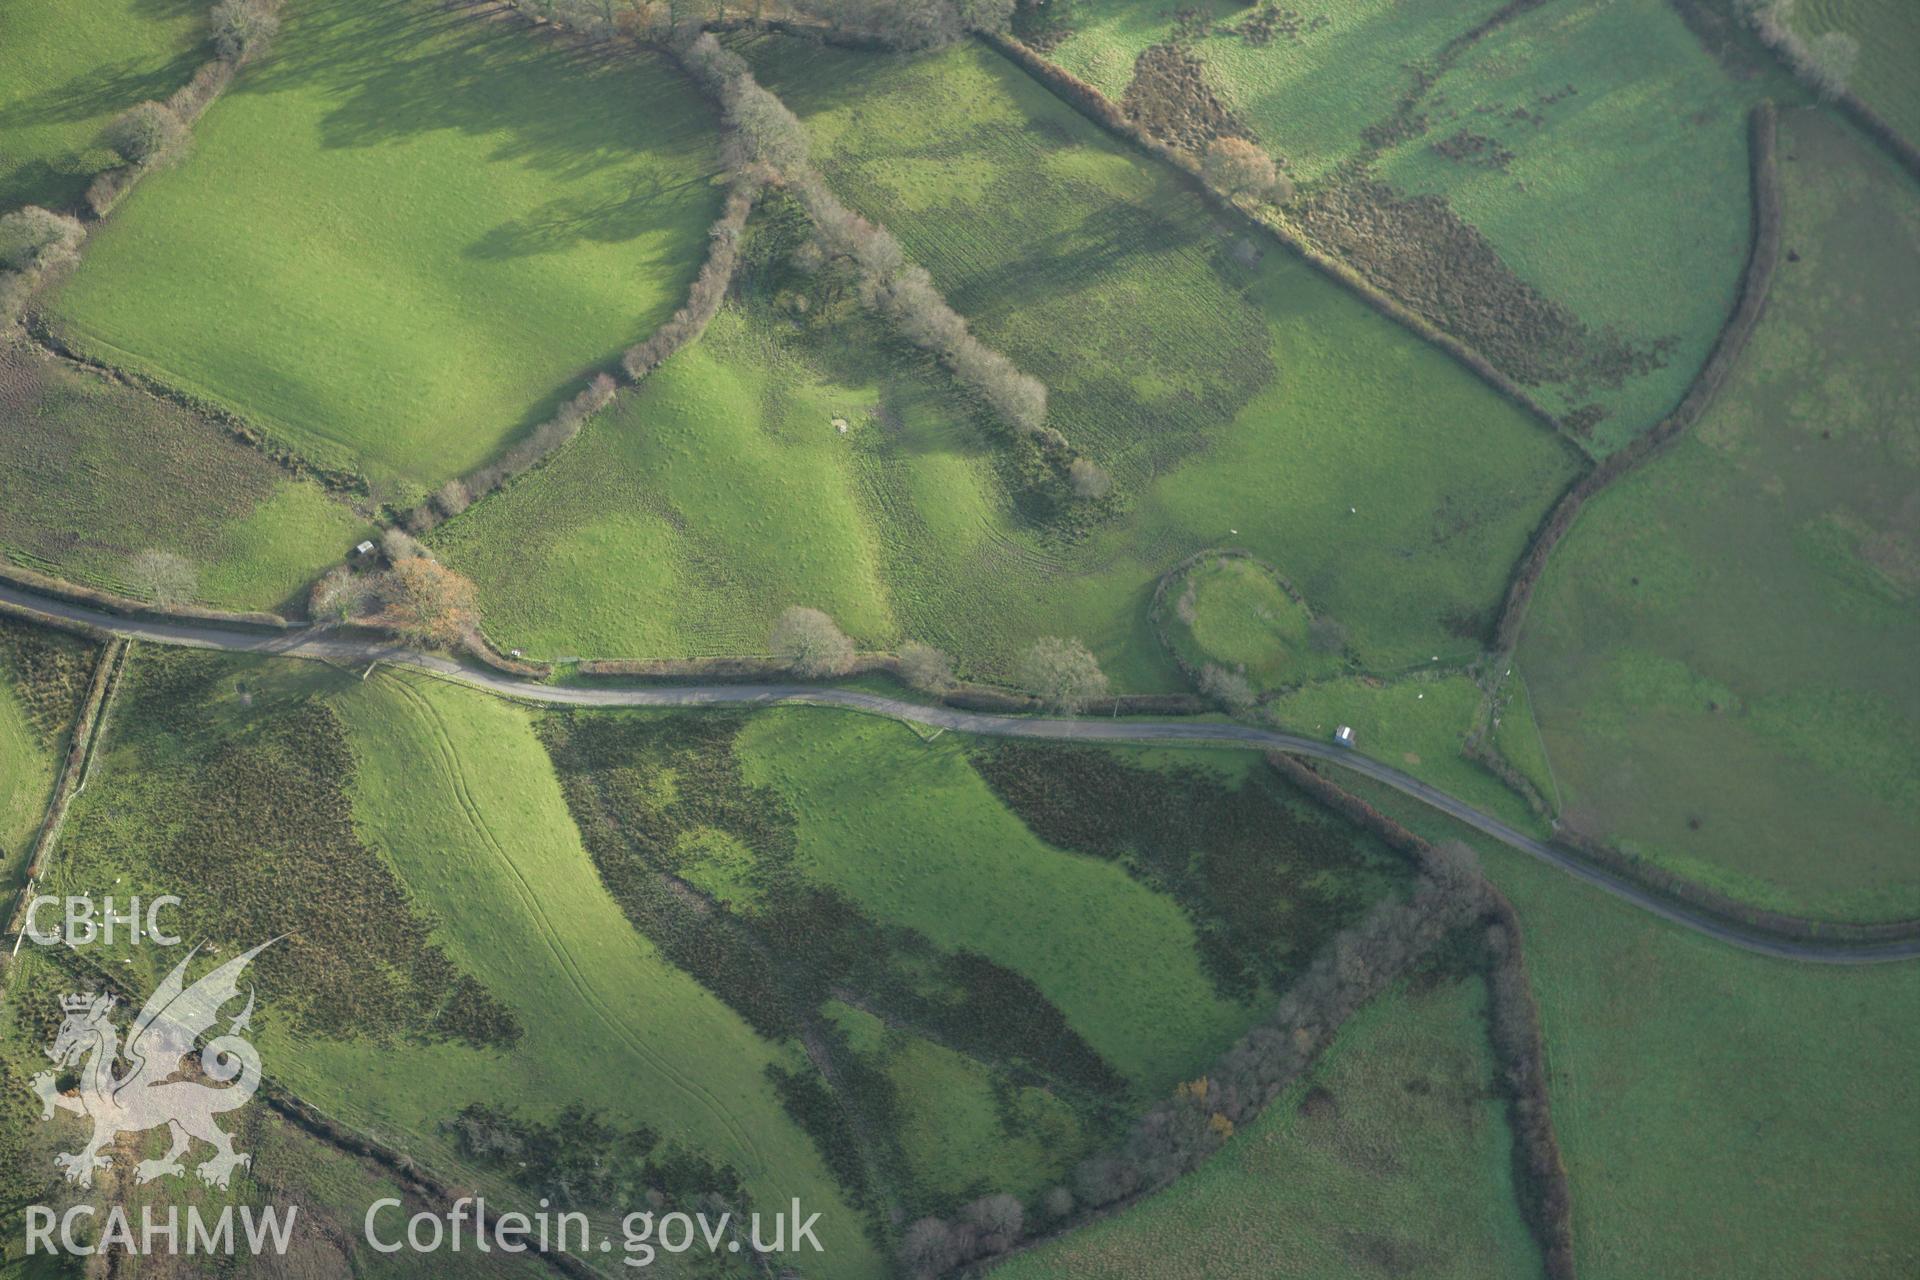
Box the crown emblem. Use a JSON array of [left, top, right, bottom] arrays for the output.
[[61, 993, 100, 1012]]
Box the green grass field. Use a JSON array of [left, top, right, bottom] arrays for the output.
[[734, 709, 1263, 1093], [0, 0, 204, 212], [0, 341, 371, 612], [442, 40, 1578, 684], [1791, 0, 1920, 143], [316, 671, 881, 1275], [1517, 108, 1920, 921], [1035, 0, 1792, 448], [1344, 778, 1920, 1280], [998, 975, 1540, 1280], [42, 0, 723, 502]]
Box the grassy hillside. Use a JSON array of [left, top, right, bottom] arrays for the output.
[[1031, 0, 1791, 448], [43, 0, 723, 501], [0, 0, 204, 211], [1517, 108, 1920, 921], [0, 341, 371, 612], [997, 975, 1541, 1280], [443, 42, 1578, 684], [42, 650, 881, 1277], [1346, 777, 1920, 1280], [734, 709, 1265, 1093]]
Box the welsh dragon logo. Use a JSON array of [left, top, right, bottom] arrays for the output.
[[30, 939, 276, 1190]]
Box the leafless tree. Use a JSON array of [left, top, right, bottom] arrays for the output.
[[127, 549, 197, 607], [1017, 636, 1109, 713], [898, 641, 953, 693], [770, 606, 854, 677], [103, 102, 188, 167]]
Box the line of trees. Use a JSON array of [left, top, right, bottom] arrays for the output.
[[899, 843, 1491, 1277], [675, 32, 1117, 497], [787, 0, 1016, 50]]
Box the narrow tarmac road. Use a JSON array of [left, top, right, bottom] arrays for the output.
[[5, 583, 1913, 965]]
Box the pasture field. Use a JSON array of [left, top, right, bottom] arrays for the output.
[[1031, 0, 1791, 448], [432, 306, 910, 659], [41, 650, 879, 1276], [997, 974, 1541, 1280], [42, 0, 723, 502], [0, 0, 204, 211], [1791, 0, 1920, 143], [734, 708, 1267, 1093], [1516, 108, 1920, 921], [446, 43, 1578, 683], [0, 618, 93, 881], [1348, 780, 1920, 1280], [0, 342, 370, 612]]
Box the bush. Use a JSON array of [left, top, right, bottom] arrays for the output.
[[1015, 636, 1108, 713], [0, 207, 84, 274], [769, 606, 854, 677], [102, 102, 187, 168]]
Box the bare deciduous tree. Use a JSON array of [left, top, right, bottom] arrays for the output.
[[103, 102, 188, 168], [770, 606, 854, 677], [309, 566, 371, 623], [127, 549, 197, 607], [1067, 456, 1112, 500], [210, 0, 281, 62], [0, 207, 85, 273], [898, 641, 953, 693], [1017, 636, 1109, 713], [1198, 662, 1256, 712]]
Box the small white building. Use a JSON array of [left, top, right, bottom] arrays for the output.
[[353, 540, 376, 557], [1333, 725, 1357, 748]]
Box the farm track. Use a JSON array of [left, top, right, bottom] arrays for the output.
[[2, 582, 1914, 966]]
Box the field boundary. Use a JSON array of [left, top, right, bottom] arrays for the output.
[[1265, 751, 1575, 1277], [979, 30, 1577, 449], [1489, 101, 1783, 657], [0, 635, 124, 963]]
